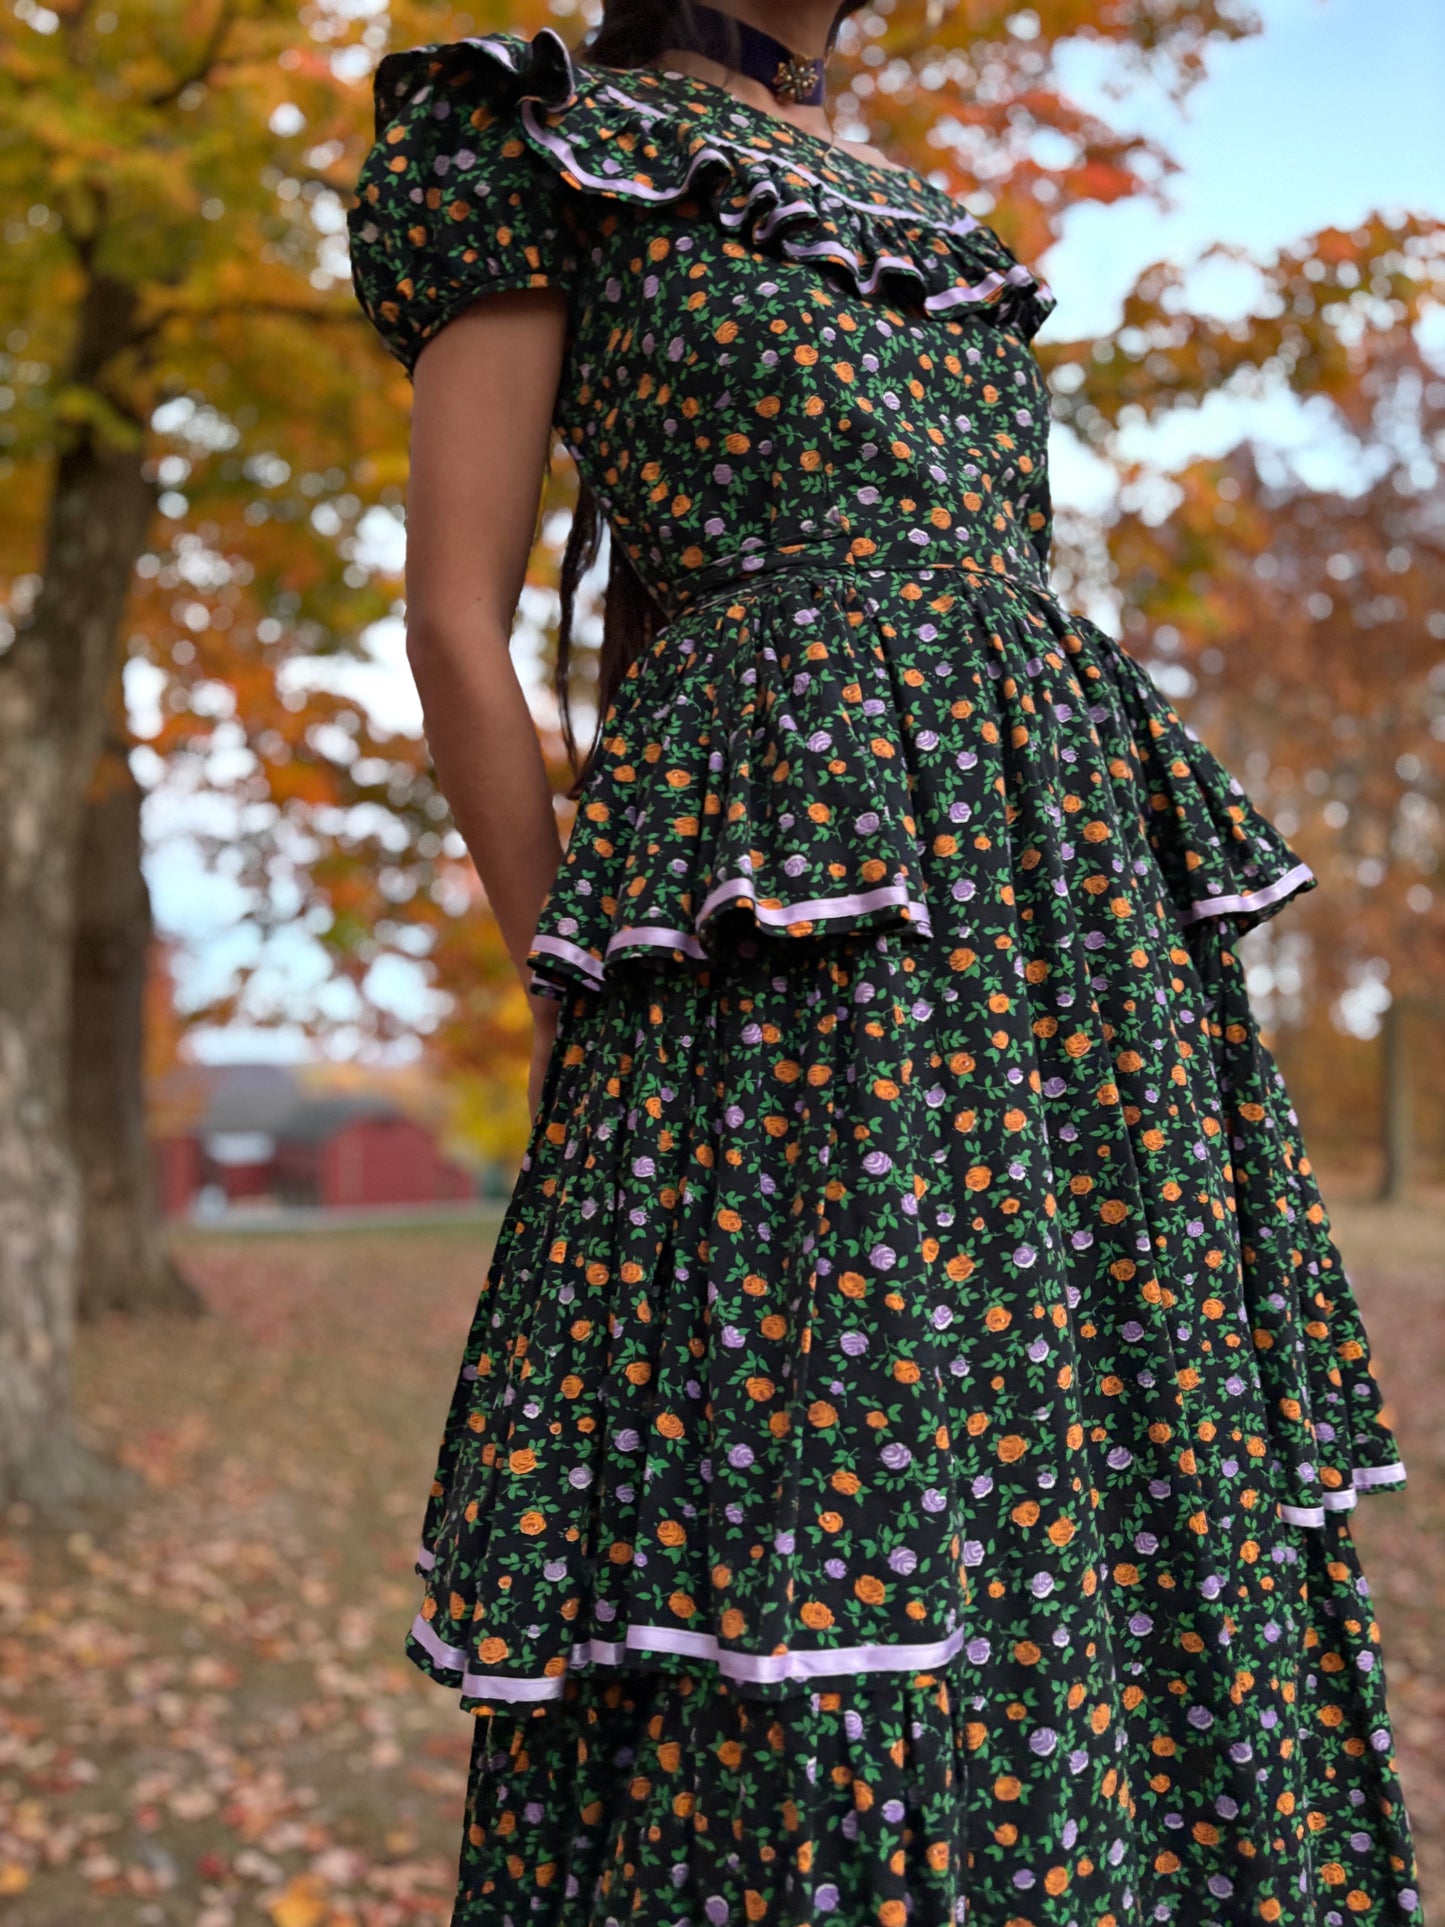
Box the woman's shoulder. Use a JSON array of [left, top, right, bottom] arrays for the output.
[[362, 26, 574, 142], [345, 29, 585, 379]]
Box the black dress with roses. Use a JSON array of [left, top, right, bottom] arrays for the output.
[[345, 26, 1423, 1927]]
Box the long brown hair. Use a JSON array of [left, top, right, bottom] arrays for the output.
[[553, 1, 868, 799]]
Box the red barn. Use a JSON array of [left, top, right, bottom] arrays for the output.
[[271, 1099, 474, 1211], [152, 1066, 475, 1217]]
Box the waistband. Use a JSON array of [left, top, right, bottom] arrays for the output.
[[661, 529, 1053, 618]]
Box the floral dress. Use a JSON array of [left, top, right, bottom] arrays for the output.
[[345, 26, 1423, 1927]]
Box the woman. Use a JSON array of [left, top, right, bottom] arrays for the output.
[[345, 4, 1424, 1921]]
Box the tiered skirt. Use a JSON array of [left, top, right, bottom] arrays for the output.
[[407, 566, 1421, 1924]]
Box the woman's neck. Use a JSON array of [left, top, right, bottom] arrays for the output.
[[651, 1, 842, 142], [692, 0, 838, 60]]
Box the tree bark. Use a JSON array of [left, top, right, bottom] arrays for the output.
[[0, 273, 155, 1504], [70, 744, 202, 1321], [1378, 994, 1414, 1205]]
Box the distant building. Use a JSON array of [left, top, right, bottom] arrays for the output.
[[152, 1064, 475, 1217]]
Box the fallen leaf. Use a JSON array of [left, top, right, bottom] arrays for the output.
[[267, 1871, 330, 1927]]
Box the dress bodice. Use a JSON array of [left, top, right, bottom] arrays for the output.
[[345, 28, 1059, 617], [559, 223, 1057, 619]]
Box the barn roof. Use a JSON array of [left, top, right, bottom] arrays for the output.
[[198, 1064, 306, 1135], [168, 1062, 427, 1150], [274, 1095, 404, 1145]]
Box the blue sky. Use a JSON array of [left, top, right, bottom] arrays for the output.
[[1048, 0, 1443, 330], [1044, 0, 1445, 505], [151, 0, 1445, 1061]]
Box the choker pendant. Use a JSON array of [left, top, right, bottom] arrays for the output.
[[770, 52, 825, 105]]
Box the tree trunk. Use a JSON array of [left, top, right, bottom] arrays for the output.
[[1378, 995, 1413, 1205], [0, 272, 155, 1504], [70, 744, 202, 1321]]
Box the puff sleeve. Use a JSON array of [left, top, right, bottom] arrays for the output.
[[345, 32, 583, 381]]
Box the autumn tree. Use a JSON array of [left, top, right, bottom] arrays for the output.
[[0, 0, 531, 1500], [1077, 240, 1445, 1194]]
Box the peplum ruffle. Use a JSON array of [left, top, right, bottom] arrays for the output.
[[364, 27, 1058, 345], [1091, 620, 1318, 934], [525, 575, 935, 995], [526, 567, 1321, 997]]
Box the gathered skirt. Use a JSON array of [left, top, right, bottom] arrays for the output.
[[402, 573, 1421, 1924], [409, 923, 1419, 1925]]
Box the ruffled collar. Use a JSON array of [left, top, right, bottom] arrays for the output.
[[373, 25, 1059, 339]]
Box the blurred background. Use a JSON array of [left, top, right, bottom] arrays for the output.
[[0, 0, 1441, 1920]]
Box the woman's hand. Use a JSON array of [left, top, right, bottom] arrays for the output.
[[528, 998, 562, 1123]]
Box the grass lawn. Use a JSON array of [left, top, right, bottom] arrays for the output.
[[1, 1185, 1439, 1922]]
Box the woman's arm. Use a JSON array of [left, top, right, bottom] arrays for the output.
[[404, 289, 571, 1078]]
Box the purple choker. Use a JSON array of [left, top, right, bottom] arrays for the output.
[[681, 3, 829, 106]]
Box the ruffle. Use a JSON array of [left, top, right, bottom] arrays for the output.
[[369, 27, 1058, 340], [1188, 924, 1408, 1529], [433, 1522, 1425, 1926], [368, 22, 573, 149], [410, 688, 1409, 1749], [454, 1664, 974, 1927], [527, 568, 1321, 998], [1064, 623, 1401, 1527], [526, 576, 934, 996], [1071, 610, 1318, 935], [438, 1519, 1421, 1927]]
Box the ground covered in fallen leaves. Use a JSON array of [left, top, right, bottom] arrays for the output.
[[1, 1191, 1440, 1924]]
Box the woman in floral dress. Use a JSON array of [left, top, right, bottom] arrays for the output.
[[344, 2, 1424, 1920]]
